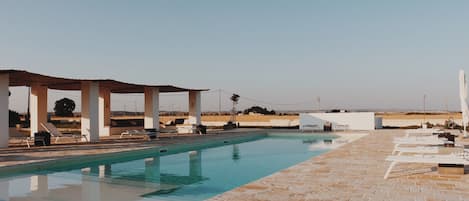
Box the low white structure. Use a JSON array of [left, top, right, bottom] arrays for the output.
[[300, 112, 376, 131]]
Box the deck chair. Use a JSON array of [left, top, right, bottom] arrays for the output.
[[300, 124, 319, 132], [41, 122, 88, 143], [392, 136, 452, 155], [384, 152, 469, 179], [333, 124, 349, 131], [392, 146, 440, 155], [8, 128, 43, 148], [405, 128, 443, 137], [120, 129, 158, 140]]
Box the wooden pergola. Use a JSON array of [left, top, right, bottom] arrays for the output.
[[0, 69, 208, 147]]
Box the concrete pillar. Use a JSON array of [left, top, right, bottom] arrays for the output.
[[144, 157, 160, 183], [81, 81, 100, 142], [188, 91, 201, 126], [0, 74, 9, 148], [30, 84, 48, 137], [144, 87, 159, 130], [99, 88, 111, 136], [189, 150, 202, 177]]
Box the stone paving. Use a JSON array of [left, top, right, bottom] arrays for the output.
[[210, 130, 469, 201]]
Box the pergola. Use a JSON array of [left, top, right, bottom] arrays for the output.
[[0, 70, 208, 148]]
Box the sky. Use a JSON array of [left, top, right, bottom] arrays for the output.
[[1, 0, 469, 112]]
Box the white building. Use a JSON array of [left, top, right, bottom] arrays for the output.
[[300, 112, 378, 131]]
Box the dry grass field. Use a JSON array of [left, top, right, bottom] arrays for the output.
[[159, 115, 298, 123], [376, 112, 462, 120], [51, 112, 463, 123]]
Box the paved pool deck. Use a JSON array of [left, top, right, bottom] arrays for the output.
[[211, 129, 469, 201]]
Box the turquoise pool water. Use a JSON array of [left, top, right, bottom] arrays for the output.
[[0, 133, 336, 201]]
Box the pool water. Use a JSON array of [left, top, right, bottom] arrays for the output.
[[0, 133, 336, 201]]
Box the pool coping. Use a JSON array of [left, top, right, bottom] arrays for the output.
[[0, 132, 270, 177]]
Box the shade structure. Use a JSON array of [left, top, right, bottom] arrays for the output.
[[0, 69, 207, 93], [459, 70, 469, 137], [0, 69, 208, 146]]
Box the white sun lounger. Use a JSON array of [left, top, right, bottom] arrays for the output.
[[405, 128, 443, 137], [120, 129, 158, 140], [41, 122, 88, 143], [384, 153, 469, 179], [334, 124, 349, 131], [392, 136, 452, 155], [392, 146, 440, 155], [394, 135, 446, 142], [301, 124, 319, 132]]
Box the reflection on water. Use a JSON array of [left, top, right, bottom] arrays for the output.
[[0, 150, 207, 201], [302, 139, 317, 144], [308, 138, 349, 150], [232, 145, 240, 161], [0, 135, 332, 201]]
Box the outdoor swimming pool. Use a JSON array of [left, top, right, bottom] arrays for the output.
[[0, 133, 337, 201]]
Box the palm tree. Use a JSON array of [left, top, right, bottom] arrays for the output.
[[230, 94, 240, 123]]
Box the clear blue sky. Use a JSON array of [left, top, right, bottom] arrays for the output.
[[2, 0, 469, 112]]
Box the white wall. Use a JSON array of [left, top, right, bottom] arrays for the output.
[[300, 112, 376, 131]]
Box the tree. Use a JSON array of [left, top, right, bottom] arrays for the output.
[[243, 106, 276, 115], [230, 94, 240, 122], [8, 91, 20, 127], [9, 110, 20, 127], [54, 98, 76, 117]]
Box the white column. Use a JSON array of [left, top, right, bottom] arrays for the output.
[[30, 84, 48, 137], [81, 81, 100, 142], [0, 74, 9, 148], [189, 150, 202, 177], [144, 87, 159, 130], [188, 91, 201, 126], [99, 88, 111, 137]]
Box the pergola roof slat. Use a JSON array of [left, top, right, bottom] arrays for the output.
[[1, 69, 208, 93]]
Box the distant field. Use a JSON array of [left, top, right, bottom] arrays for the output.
[[376, 112, 461, 120], [50, 113, 462, 122]]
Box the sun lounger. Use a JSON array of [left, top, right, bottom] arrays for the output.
[[10, 136, 44, 148], [120, 129, 158, 140], [394, 135, 446, 142], [41, 122, 88, 143], [392, 136, 451, 155], [176, 124, 197, 134], [405, 128, 443, 137], [300, 124, 319, 132], [384, 152, 469, 179], [8, 128, 42, 148], [392, 146, 440, 155], [333, 124, 349, 131], [159, 126, 178, 134]]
